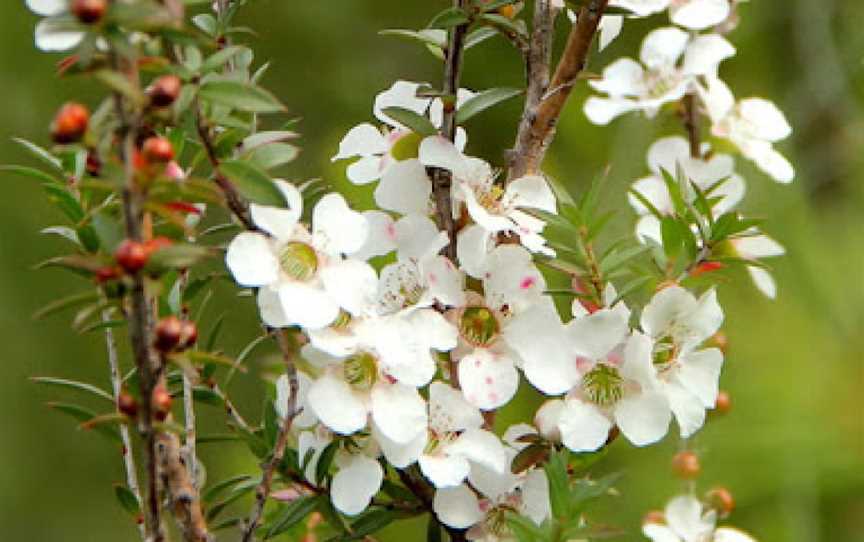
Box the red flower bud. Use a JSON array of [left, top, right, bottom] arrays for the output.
[[706, 487, 735, 518], [643, 510, 666, 525], [71, 0, 107, 24], [671, 450, 701, 480], [117, 390, 138, 418], [178, 320, 198, 350], [152, 385, 173, 421], [147, 75, 182, 107], [710, 331, 729, 353], [141, 136, 175, 164], [498, 4, 516, 18], [714, 390, 732, 414], [690, 261, 725, 277], [94, 266, 120, 283], [154, 316, 183, 352], [51, 102, 90, 144], [114, 240, 149, 274]]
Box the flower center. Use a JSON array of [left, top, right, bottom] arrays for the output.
[[652, 335, 679, 367], [645, 69, 682, 100], [459, 306, 499, 346], [475, 184, 505, 213], [582, 364, 624, 406], [279, 241, 318, 281], [331, 310, 352, 330], [377, 262, 426, 314], [343, 351, 378, 392]]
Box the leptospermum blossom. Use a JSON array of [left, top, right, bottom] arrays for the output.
[[447, 245, 555, 411], [26, 0, 86, 51], [377, 382, 507, 490], [332, 80, 473, 185], [584, 27, 735, 125], [610, 0, 731, 30], [628, 136, 746, 242], [698, 76, 794, 183], [723, 230, 785, 298], [643, 494, 756, 542], [641, 285, 725, 437], [530, 289, 673, 452], [226, 183, 375, 330], [418, 136, 557, 273]]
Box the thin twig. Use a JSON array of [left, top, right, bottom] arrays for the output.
[[508, 0, 609, 180], [682, 92, 701, 159], [182, 372, 198, 488], [103, 307, 146, 541], [211, 381, 252, 431], [240, 329, 302, 542]]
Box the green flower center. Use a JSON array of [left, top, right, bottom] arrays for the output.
[[279, 242, 318, 281], [344, 351, 377, 392], [652, 336, 679, 367], [582, 364, 624, 406], [459, 306, 499, 346]]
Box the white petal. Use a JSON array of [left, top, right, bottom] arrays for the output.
[[663, 380, 706, 438], [642, 523, 684, 542], [298, 430, 330, 482], [395, 214, 446, 262], [734, 234, 785, 259], [433, 485, 483, 529], [689, 288, 724, 345], [558, 399, 612, 452], [313, 193, 369, 255], [665, 495, 714, 541], [677, 348, 724, 408], [737, 98, 792, 142], [276, 372, 316, 428], [375, 158, 432, 215], [307, 373, 368, 436], [226, 232, 279, 287], [483, 245, 545, 312], [715, 527, 757, 542], [748, 266, 777, 299], [423, 256, 466, 308], [320, 259, 378, 316], [419, 136, 467, 176], [257, 287, 291, 328], [620, 331, 658, 388], [640, 27, 689, 71], [743, 141, 794, 183], [374, 80, 429, 127], [420, 454, 471, 488], [614, 391, 671, 446], [462, 186, 514, 234], [331, 455, 384, 516], [370, 383, 428, 444], [448, 428, 507, 474], [609, 0, 669, 17], [468, 460, 519, 503], [683, 34, 735, 76], [507, 175, 557, 213], [347, 155, 386, 185], [698, 76, 735, 123], [671, 0, 731, 30], [459, 348, 519, 411], [598, 15, 624, 51], [249, 180, 302, 240], [27, 0, 67, 16], [352, 210, 398, 261], [584, 96, 638, 125], [332, 123, 388, 161], [589, 58, 646, 97], [35, 19, 84, 51], [640, 285, 697, 338], [566, 305, 630, 361], [636, 215, 663, 244], [373, 422, 426, 468], [647, 136, 691, 175], [457, 224, 492, 279], [508, 299, 578, 396], [429, 381, 484, 433], [277, 282, 340, 329], [630, 175, 673, 215], [535, 400, 565, 441]]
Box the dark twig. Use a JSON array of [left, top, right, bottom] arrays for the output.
[[682, 92, 701, 159]]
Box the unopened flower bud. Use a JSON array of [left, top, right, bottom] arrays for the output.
[[147, 75, 182, 107], [154, 316, 183, 352], [71, 0, 107, 24], [710, 331, 728, 353], [706, 486, 735, 518], [117, 390, 138, 418], [152, 385, 173, 421], [643, 510, 665, 525], [178, 320, 198, 350], [94, 266, 120, 283], [714, 390, 732, 414], [671, 450, 701, 480], [498, 4, 516, 18], [142, 136, 175, 164], [51, 102, 89, 144], [114, 240, 149, 274], [86, 150, 102, 176]]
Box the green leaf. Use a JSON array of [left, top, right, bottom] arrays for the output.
[[218, 159, 287, 206], [428, 7, 470, 29], [193, 386, 224, 407], [146, 243, 214, 271], [12, 138, 63, 172], [315, 440, 340, 485], [380, 107, 438, 137], [31, 376, 114, 403], [0, 165, 62, 185], [543, 449, 570, 521], [569, 472, 621, 513], [264, 495, 322, 539], [456, 87, 522, 124], [600, 244, 650, 275], [346, 508, 398, 539], [426, 515, 443, 542], [32, 290, 100, 320], [191, 13, 217, 35], [42, 184, 85, 222], [479, 13, 529, 39], [201, 46, 246, 73], [507, 513, 546, 542], [203, 474, 253, 504], [199, 80, 285, 113], [379, 29, 447, 49], [95, 70, 145, 104], [609, 275, 652, 306], [661, 216, 684, 259], [246, 142, 299, 171], [465, 26, 499, 49], [242, 131, 299, 152], [206, 479, 258, 521], [113, 484, 141, 516], [46, 402, 121, 442]]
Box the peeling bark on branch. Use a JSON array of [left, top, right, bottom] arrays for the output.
[[156, 432, 211, 542]]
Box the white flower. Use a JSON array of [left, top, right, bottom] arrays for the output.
[[332, 81, 473, 186], [641, 286, 725, 437], [643, 494, 756, 542], [698, 76, 794, 183], [225, 183, 375, 330], [376, 382, 507, 489], [585, 28, 735, 125], [628, 136, 746, 242], [724, 230, 785, 299], [567, 10, 625, 51], [26, 0, 86, 51], [418, 136, 557, 270], [448, 245, 552, 411], [609, 0, 730, 30]]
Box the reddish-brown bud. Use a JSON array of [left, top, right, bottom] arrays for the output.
[[710, 331, 729, 353], [714, 390, 732, 414], [144, 236, 173, 256], [71, 0, 106, 24], [498, 4, 516, 18], [706, 487, 735, 518], [114, 240, 149, 274], [154, 316, 183, 352], [147, 75, 182, 107], [643, 510, 666, 525], [51, 102, 90, 144], [671, 450, 701, 480], [178, 320, 198, 350], [94, 266, 120, 283], [117, 390, 138, 418], [152, 385, 173, 421], [141, 136, 175, 164], [85, 150, 102, 176]]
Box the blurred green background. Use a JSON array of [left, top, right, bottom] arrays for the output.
[[1, 1, 862, 540]]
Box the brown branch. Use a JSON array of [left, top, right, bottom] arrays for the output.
[[682, 92, 701, 159], [156, 432, 211, 542], [240, 329, 303, 542], [508, 0, 609, 180], [397, 467, 466, 542]]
